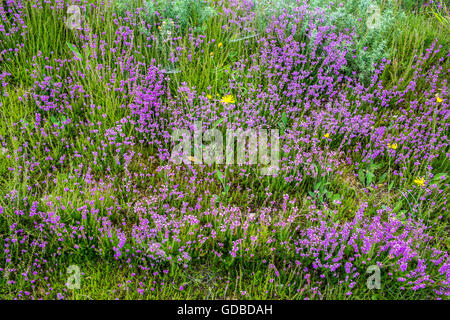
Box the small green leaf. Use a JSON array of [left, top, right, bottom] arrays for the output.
[[396, 210, 408, 222], [50, 116, 60, 125], [66, 42, 82, 59], [366, 171, 374, 186], [393, 200, 403, 212], [388, 181, 394, 191], [332, 194, 341, 203], [281, 112, 288, 127], [212, 118, 224, 130], [358, 169, 365, 185], [216, 171, 226, 189], [432, 173, 447, 182]]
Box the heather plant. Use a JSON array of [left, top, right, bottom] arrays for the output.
[[397, 0, 437, 12], [0, 0, 448, 300], [380, 11, 449, 89], [427, 0, 449, 31], [115, 0, 216, 34], [300, 0, 399, 83]]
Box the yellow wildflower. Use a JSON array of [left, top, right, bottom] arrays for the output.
[[221, 95, 235, 104], [388, 143, 398, 150], [188, 156, 199, 163], [436, 95, 443, 103], [217, 42, 223, 48], [324, 133, 330, 138], [414, 177, 426, 187], [206, 94, 212, 99]]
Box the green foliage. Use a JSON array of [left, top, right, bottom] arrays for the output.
[[306, 0, 400, 83], [396, 0, 433, 12], [115, 0, 216, 34], [381, 11, 449, 89], [427, 0, 449, 31]]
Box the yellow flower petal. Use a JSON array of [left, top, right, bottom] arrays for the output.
[[188, 156, 198, 163], [414, 177, 426, 187], [220, 95, 235, 104], [388, 143, 398, 150]]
